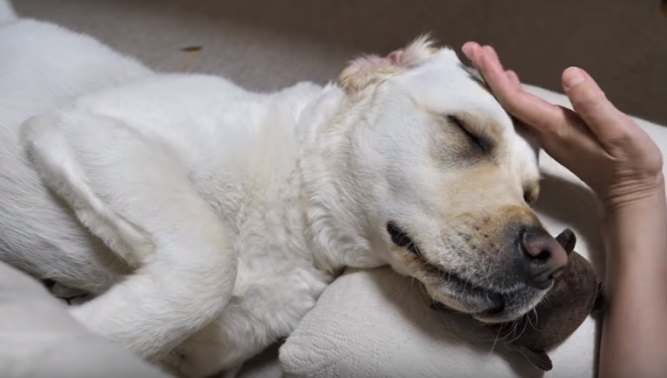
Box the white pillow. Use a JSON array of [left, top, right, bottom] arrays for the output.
[[280, 267, 597, 378], [279, 86, 667, 378]]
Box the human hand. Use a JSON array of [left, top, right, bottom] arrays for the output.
[[461, 42, 664, 211]]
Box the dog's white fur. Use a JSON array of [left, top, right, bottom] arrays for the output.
[[0, 3, 543, 377]]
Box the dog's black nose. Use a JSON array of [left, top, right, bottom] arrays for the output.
[[519, 227, 569, 289]]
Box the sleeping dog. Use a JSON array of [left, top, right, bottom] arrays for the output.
[[0, 2, 567, 376]]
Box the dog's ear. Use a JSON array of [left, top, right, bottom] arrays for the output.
[[555, 228, 577, 255], [337, 54, 401, 94], [338, 35, 437, 94]]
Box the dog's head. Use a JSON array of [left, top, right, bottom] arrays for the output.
[[336, 37, 567, 323]]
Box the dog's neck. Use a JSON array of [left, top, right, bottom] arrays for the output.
[[296, 85, 387, 274]]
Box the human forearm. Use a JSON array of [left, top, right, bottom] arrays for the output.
[[599, 183, 667, 377]]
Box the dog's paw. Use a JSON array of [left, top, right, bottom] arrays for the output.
[[43, 279, 92, 305], [47, 282, 92, 305]]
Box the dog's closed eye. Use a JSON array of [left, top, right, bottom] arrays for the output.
[[447, 115, 488, 153]]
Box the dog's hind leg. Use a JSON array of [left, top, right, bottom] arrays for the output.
[[21, 111, 237, 361]]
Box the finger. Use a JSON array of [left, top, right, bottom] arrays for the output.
[[462, 43, 617, 187], [463, 43, 518, 92], [506, 70, 520, 88], [461, 41, 480, 62], [482, 45, 503, 69], [462, 44, 602, 156], [561, 67, 633, 145], [535, 107, 612, 184], [471, 45, 568, 131]]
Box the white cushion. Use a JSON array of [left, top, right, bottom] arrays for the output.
[[0, 262, 167, 378]]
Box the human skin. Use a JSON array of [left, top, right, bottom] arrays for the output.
[[461, 41, 667, 377]]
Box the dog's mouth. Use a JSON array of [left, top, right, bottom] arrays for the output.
[[387, 221, 423, 257], [386, 221, 543, 322]]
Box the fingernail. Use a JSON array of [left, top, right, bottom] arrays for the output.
[[563, 67, 585, 89], [462, 44, 473, 58]]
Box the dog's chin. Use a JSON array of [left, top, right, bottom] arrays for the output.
[[427, 273, 550, 324], [470, 290, 546, 324]]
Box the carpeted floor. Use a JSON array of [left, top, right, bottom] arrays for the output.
[[14, 0, 667, 125]]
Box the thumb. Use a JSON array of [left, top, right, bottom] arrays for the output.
[[561, 67, 628, 139]]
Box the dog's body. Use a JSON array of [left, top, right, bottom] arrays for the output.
[[0, 14, 341, 376], [0, 3, 569, 377]]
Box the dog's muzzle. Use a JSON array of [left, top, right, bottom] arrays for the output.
[[386, 220, 569, 322]]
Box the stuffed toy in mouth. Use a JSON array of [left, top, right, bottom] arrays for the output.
[[485, 228, 603, 371], [431, 228, 602, 371]]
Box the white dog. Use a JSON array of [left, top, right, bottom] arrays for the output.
[[0, 2, 568, 376]]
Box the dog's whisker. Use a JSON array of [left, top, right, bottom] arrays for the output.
[[528, 308, 540, 331], [506, 315, 530, 344], [488, 321, 505, 354]]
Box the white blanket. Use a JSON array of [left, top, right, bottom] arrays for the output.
[[0, 262, 167, 378]]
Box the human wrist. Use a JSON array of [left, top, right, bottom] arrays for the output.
[[601, 175, 666, 216], [601, 178, 667, 267]]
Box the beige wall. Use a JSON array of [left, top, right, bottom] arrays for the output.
[[16, 0, 667, 124]]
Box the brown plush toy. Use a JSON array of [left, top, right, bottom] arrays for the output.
[[487, 228, 603, 371]]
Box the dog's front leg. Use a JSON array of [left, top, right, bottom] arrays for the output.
[[21, 112, 236, 361]]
